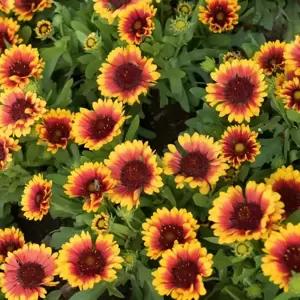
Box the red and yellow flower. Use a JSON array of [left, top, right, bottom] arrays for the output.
[[91, 212, 110, 234], [104, 140, 163, 210], [14, 0, 53, 21], [0, 132, 20, 170], [262, 223, 300, 291], [21, 174, 52, 221], [222, 50, 242, 63], [0, 227, 24, 264], [209, 181, 284, 244], [221, 124, 261, 168], [64, 162, 116, 213], [0, 44, 44, 90], [0, 0, 13, 14], [72, 99, 127, 151], [0, 89, 46, 138], [142, 207, 199, 260], [97, 45, 160, 105], [118, 3, 156, 44], [163, 133, 228, 195], [279, 77, 300, 112], [152, 242, 213, 300], [35, 20, 53, 40], [0, 17, 22, 54], [206, 59, 268, 123], [284, 35, 300, 76], [36, 109, 73, 154], [199, 0, 240, 33], [0, 244, 58, 300], [57, 231, 123, 290]]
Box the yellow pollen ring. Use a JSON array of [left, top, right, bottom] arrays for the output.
[[40, 25, 49, 34], [234, 143, 245, 153], [293, 90, 300, 101], [97, 219, 106, 228], [175, 20, 187, 30], [86, 38, 96, 47]]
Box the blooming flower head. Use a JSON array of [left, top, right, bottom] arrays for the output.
[[21, 174, 52, 221], [163, 133, 228, 194], [118, 3, 156, 44], [176, 1, 193, 16], [170, 16, 191, 34], [142, 207, 199, 259], [222, 50, 242, 63], [36, 109, 74, 154], [221, 124, 261, 168], [84, 32, 100, 51], [262, 223, 300, 291], [97, 45, 160, 105], [199, 0, 240, 33], [152, 242, 213, 300], [206, 59, 268, 123], [0, 88, 46, 138], [0, 244, 58, 300], [284, 35, 300, 76], [265, 166, 300, 218], [209, 181, 284, 244], [91, 212, 110, 234], [0, 132, 20, 170], [72, 99, 127, 151], [0, 17, 22, 54], [14, 0, 53, 21], [35, 20, 53, 40], [280, 77, 300, 112], [64, 162, 116, 213], [57, 232, 123, 290], [0, 0, 13, 13], [0, 44, 44, 90], [105, 140, 163, 210], [0, 227, 24, 264]]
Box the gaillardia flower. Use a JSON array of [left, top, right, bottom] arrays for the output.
[[57, 232, 123, 290], [0, 17, 22, 54], [199, 0, 240, 33], [0, 244, 58, 300], [206, 59, 268, 123], [64, 162, 115, 212], [36, 109, 73, 154], [284, 35, 300, 76], [176, 1, 193, 16], [170, 16, 191, 34], [209, 181, 284, 244], [91, 212, 110, 234], [142, 207, 199, 259], [105, 140, 163, 210], [280, 77, 300, 112], [266, 166, 300, 218], [0, 0, 13, 13], [118, 3, 156, 45], [163, 133, 228, 194], [0, 227, 24, 263], [0, 44, 44, 89], [0, 88, 46, 137], [254, 40, 286, 75], [35, 20, 53, 40], [84, 32, 100, 51], [262, 223, 300, 291], [21, 174, 52, 221], [14, 0, 53, 21], [97, 45, 160, 105], [0, 132, 20, 170], [152, 242, 213, 300], [72, 99, 127, 151], [222, 50, 242, 63], [221, 124, 261, 168]]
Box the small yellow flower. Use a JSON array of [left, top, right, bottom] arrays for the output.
[[170, 16, 190, 34], [84, 33, 100, 51], [35, 20, 53, 40], [176, 1, 193, 16]]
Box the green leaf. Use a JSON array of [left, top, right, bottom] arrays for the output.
[[261, 9, 273, 31], [71, 21, 90, 35], [107, 285, 124, 298], [74, 213, 93, 227], [46, 174, 67, 186], [189, 87, 206, 99], [50, 194, 82, 218], [50, 227, 79, 249], [263, 283, 280, 300], [138, 127, 156, 139], [161, 186, 176, 207], [85, 59, 102, 79], [19, 25, 32, 44], [242, 42, 259, 58], [160, 69, 186, 79], [153, 18, 162, 41], [45, 290, 61, 300], [125, 115, 140, 141], [273, 292, 295, 300], [207, 34, 231, 46], [291, 128, 300, 147], [287, 109, 300, 122], [222, 285, 247, 300], [193, 194, 211, 208], [213, 250, 232, 270], [136, 262, 153, 288], [239, 0, 248, 15], [170, 77, 182, 94], [285, 210, 300, 224], [70, 282, 107, 300], [111, 223, 136, 237], [239, 164, 250, 181], [51, 79, 73, 108]]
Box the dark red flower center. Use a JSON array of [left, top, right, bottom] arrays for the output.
[[17, 262, 45, 288], [132, 18, 147, 34], [0, 142, 6, 161], [34, 190, 45, 208], [77, 248, 106, 276], [0, 30, 10, 51], [82, 178, 105, 198], [89, 115, 116, 140], [231, 202, 263, 230], [212, 6, 228, 26], [283, 246, 300, 272], [114, 62, 143, 91], [8, 60, 31, 77], [224, 75, 255, 105], [159, 224, 185, 250], [264, 54, 283, 71], [120, 159, 150, 191], [292, 89, 300, 102], [108, 0, 131, 10], [180, 152, 210, 179], [171, 260, 199, 289], [0, 241, 20, 257], [46, 122, 71, 144], [10, 98, 32, 122], [275, 184, 300, 217]]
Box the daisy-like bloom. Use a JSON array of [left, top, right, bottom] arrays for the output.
[[0, 88, 46, 138], [176, 1, 193, 16], [262, 223, 300, 292], [0, 132, 20, 170], [163, 133, 228, 195], [221, 124, 261, 168], [36, 109, 73, 154], [64, 162, 115, 213], [72, 99, 127, 151], [118, 3, 156, 45], [254, 41, 286, 75], [209, 181, 284, 244], [0, 0, 13, 13], [14, 0, 53, 21], [265, 166, 300, 218], [0, 244, 58, 300], [152, 242, 213, 300], [84, 32, 100, 51], [91, 212, 110, 234], [284, 35, 300, 76], [280, 77, 300, 112], [0, 227, 24, 264], [199, 0, 240, 33], [105, 140, 163, 210], [206, 59, 268, 123], [21, 174, 52, 221], [57, 231, 123, 290], [35, 20, 53, 40], [222, 50, 242, 63], [0, 17, 22, 54], [97, 45, 160, 105], [0, 44, 44, 90], [142, 207, 199, 260]]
